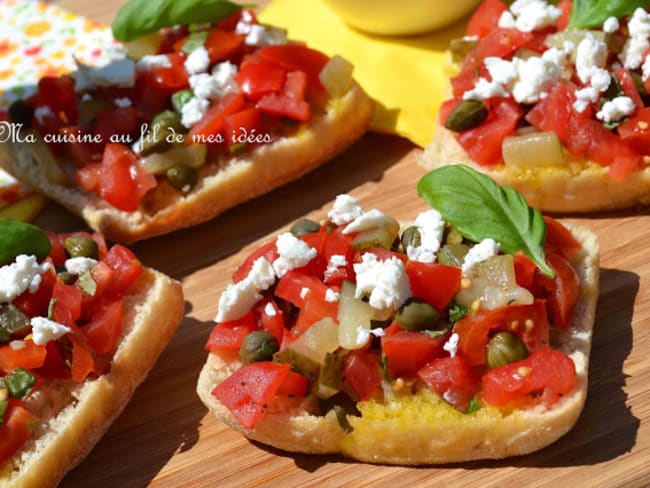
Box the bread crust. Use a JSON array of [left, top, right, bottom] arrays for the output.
[[196, 223, 599, 465], [420, 125, 650, 213], [0, 268, 184, 488], [4, 84, 373, 243]]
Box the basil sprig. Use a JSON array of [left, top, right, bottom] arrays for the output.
[[569, 0, 648, 29], [112, 0, 243, 42], [417, 166, 554, 277]]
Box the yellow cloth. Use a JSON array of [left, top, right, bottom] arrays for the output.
[[259, 0, 468, 147]]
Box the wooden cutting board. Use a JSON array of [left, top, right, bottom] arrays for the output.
[[35, 1, 650, 486]]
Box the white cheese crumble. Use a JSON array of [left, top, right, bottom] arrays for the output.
[[353, 254, 412, 310], [113, 97, 132, 108], [342, 209, 388, 234], [189, 61, 239, 100], [34, 106, 54, 125], [247, 257, 276, 291], [498, 0, 561, 33], [407, 209, 446, 263], [181, 97, 209, 128], [328, 194, 363, 226], [300, 287, 310, 299], [234, 9, 256, 34], [325, 254, 347, 279], [264, 302, 277, 317], [462, 238, 500, 274], [135, 54, 172, 72], [244, 24, 287, 47], [272, 232, 317, 278], [603, 16, 620, 34], [9, 340, 25, 351], [74, 57, 136, 91], [621, 8, 650, 70], [443, 332, 460, 357], [463, 78, 509, 101], [575, 33, 608, 84], [325, 288, 340, 302], [64, 257, 98, 276], [184, 46, 210, 75], [0, 255, 52, 303], [354, 326, 386, 347], [30, 316, 72, 345], [596, 96, 636, 123], [215, 278, 261, 322]]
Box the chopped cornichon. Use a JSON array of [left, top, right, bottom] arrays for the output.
[[78, 269, 98, 296], [0, 304, 31, 339], [4, 368, 37, 399]]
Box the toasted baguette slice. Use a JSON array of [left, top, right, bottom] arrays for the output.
[[0, 267, 184, 488], [420, 125, 650, 213], [197, 223, 599, 465], [4, 84, 373, 243]]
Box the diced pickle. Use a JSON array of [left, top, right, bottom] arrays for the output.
[[274, 348, 320, 375], [316, 351, 346, 399], [502, 131, 565, 168], [437, 243, 469, 267], [139, 143, 207, 174], [0, 305, 30, 341]]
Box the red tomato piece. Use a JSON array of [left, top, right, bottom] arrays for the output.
[[532, 251, 579, 329], [618, 107, 650, 155], [93, 107, 143, 143], [381, 330, 449, 379], [0, 340, 47, 372], [212, 361, 291, 428], [35, 341, 70, 379], [232, 240, 279, 283], [217, 9, 258, 31], [513, 253, 537, 292], [52, 282, 83, 322], [457, 97, 524, 166], [289, 293, 338, 341], [188, 92, 245, 142], [454, 300, 550, 366], [82, 298, 123, 355], [205, 312, 257, 352], [526, 82, 573, 144], [482, 349, 576, 407], [275, 270, 329, 308], [256, 299, 285, 344], [70, 331, 97, 382], [204, 28, 244, 63], [276, 370, 309, 397], [103, 244, 143, 295], [46, 232, 66, 266], [322, 231, 355, 287], [0, 403, 38, 464], [438, 98, 462, 126], [223, 107, 263, 148], [616, 68, 643, 115], [405, 260, 462, 313], [343, 351, 382, 401], [543, 216, 582, 259], [418, 355, 480, 411], [466, 0, 508, 39], [236, 59, 286, 101], [36, 75, 77, 121], [257, 71, 310, 122], [556, 0, 572, 31], [12, 263, 56, 318]]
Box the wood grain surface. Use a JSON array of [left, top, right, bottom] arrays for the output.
[[32, 1, 650, 487]]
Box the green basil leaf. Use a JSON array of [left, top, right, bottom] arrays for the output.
[[112, 0, 243, 42], [569, 0, 648, 29], [417, 165, 554, 277], [447, 302, 468, 324]]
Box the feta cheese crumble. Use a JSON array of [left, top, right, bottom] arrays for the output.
[[603, 16, 620, 34], [64, 257, 98, 276], [184, 46, 210, 75], [621, 8, 650, 70], [353, 254, 411, 310], [325, 254, 347, 279], [462, 238, 500, 274], [74, 57, 136, 91], [264, 302, 277, 317], [272, 232, 317, 277], [300, 287, 310, 299], [354, 325, 386, 347], [0, 255, 52, 303], [596, 96, 636, 123], [181, 97, 209, 128], [215, 278, 261, 322], [189, 61, 239, 100], [136, 54, 172, 72], [406, 209, 446, 263], [325, 288, 340, 302], [247, 257, 276, 291], [113, 97, 132, 108], [342, 209, 388, 234], [30, 316, 72, 346], [498, 0, 561, 33], [245, 24, 288, 47], [328, 194, 363, 225], [443, 332, 460, 357]]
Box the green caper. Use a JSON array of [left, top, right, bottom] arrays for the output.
[[443, 225, 464, 245], [166, 164, 198, 192], [0, 304, 30, 342], [437, 243, 469, 267], [8, 100, 34, 128], [57, 271, 77, 285], [63, 236, 99, 259], [445, 100, 489, 132], [239, 331, 279, 364], [395, 298, 440, 331], [290, 218, 321, 238], [141, 111, 186, 156], [400, 226, 421, 250], [449, 37, 478, 64], [487, 332, 528, 369]]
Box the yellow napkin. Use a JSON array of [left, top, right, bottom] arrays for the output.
[[260, 0, 468, 147]]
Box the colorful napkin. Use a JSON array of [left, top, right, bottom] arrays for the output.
[[259, 0, 468, 147]]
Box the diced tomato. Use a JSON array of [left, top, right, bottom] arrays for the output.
[[526, 83, 573, 144], [93, 107, 143, 143], [36, 75, 77, 121], [513, 253, 537, 291], [454, 300, 550, 366], [232, 240, 279, 283], [46, 232, 66, 266], [212, 361, 291, 428], [223, 107, 263, 148], [532, 251, 579, 329], [12, 263, 56, 318], [289, 293, 338, 340], [417, 355, 480, 411], [157, 26, 189, 54], [618, 107, 650, 155], [256, 299, 285, 343], [456, 97, 524, 166], [257, 70, 310, 122], [482, 349, 576, 407], [217, 9, 258, 31], [205, 312, 257, 352], [103, 244, 143, 295], [236, 59, 286, 101], [76, 162, 102, 194], [616, 68, 643, 115], [342, 350, 382, 401], [0, 403, 38, 464], [381, 330, 449, 379], [322, 231, 355, 286], [0, 340, 47, 372], [556, 0, 572, 31], [204, 28, 244, 63], [275, 270, 329, 308], [188, 92, 245, 142], [82, 298, 123, 355], [383, 320, 402, 336], [35, 341, 70, 379], [69, 328, 98, 382], [543, 216, 582, 259], [405, 261, 462, 313], [146, 53, 189, 92], [466, 0, 508, 39], [52, 282, 83, 322], [79, 260, 115, 319], [276, 370, 309, 397]]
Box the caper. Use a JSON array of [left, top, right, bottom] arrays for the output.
[[8, 100, 34, 128], [63, 236, 99, 259], [57, 271, 77, 285], [395, 298, 440, 331], [400, 226, 421, 250], [239, 331, 279, 364], [487, 332, 528, 369], [444, 225, 464, 245], [290, 218, 321, 238], [445, 100, 489, 132], [166, 164, 198, 192]]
